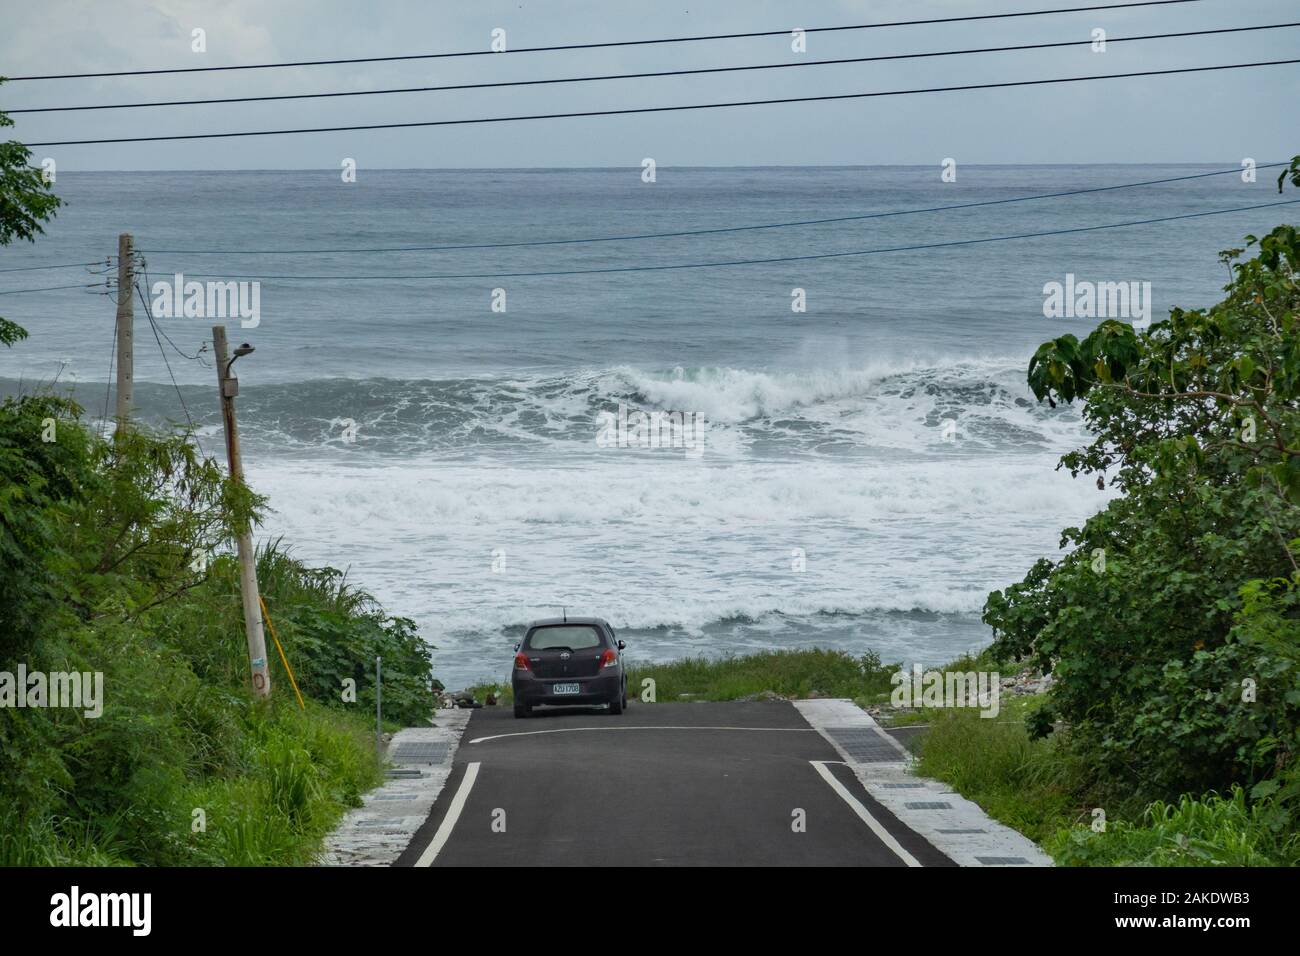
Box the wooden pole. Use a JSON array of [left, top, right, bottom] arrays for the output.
[[212, 325, 271, 699], [113, 233, 134, 434]]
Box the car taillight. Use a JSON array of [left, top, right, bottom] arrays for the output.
[[514, 653, 530, 671], [599, 649, 618, 668]]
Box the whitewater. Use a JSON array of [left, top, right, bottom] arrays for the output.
[[3, 166, 1290, 687]]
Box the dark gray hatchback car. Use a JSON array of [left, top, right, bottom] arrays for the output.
[[512, 617, 627, 718]]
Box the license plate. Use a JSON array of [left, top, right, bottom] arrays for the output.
[[552, 682, 580, 695]]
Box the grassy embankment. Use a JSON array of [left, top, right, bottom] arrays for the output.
[[1, 389, 434, 866], [909, 689, 1300, 866]]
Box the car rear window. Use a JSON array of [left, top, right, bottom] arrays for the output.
[[525, 625, 604, 650]]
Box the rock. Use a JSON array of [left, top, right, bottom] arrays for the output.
[[1001, 667, 1056, 696], [738, 690, 787, 702]]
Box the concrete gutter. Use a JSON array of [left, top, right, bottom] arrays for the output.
[[794, 698, 1054, 867], [319, 710, 472, 867]]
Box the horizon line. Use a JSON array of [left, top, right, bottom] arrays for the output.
[[48, 160, 1269, 173]]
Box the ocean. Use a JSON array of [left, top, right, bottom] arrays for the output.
[[1, 165, 1292, 688]]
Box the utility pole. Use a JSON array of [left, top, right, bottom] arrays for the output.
[[213, 325, 271, 699], [114, 233, 134, 435]]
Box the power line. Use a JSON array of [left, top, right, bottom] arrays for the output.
[[30, 58, 1300, 148], [6, 1, 1204, 81], [0, 260, 101, 273], [143, 163, 1291, 256], [14, 21, 1294, 115], [100, 307, 117, 440], [160, 198, 1300, 282], [136, 260, 209, 362], [151, 319, 208, 362], [0, 282, 104, 295], [135, 279, 199, 437]]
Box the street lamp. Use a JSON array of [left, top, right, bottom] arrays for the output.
[[221, 343, 255, 398], [224, 342, 255, 381]]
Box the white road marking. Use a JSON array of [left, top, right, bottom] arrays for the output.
[[809, 760, 922, 868], [414, 761, 480, 867], [469, 725, 817, 745]]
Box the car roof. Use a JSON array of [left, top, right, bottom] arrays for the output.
[[526, 616, 609, 628]]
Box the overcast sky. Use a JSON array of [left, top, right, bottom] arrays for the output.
[[2, 0, 1297, 169]]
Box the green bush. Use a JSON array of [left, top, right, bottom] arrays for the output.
[[0, 106, 419, 865], [0, 372, 429, 865], [985, 199, 1300, 816]]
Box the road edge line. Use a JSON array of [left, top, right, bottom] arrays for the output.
[[794, 698, 1053, 867], [809, 760, 923, 867], [414, 761, 481, 867]]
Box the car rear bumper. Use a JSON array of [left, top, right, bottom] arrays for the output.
[[513, 671, 622, 706]]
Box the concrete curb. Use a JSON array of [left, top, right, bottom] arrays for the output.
[[794, 699, 1053, 867], [319, 710, 472, 867]]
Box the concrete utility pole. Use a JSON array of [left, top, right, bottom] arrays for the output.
[[113, 233, 134, 435], [213, 325, 271, 699]]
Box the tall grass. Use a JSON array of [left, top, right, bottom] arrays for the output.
[[1050, 788, 1300, 866], [626, 648, 898, 702], [0, 811, 127, 866], [0, 701, 381, 867], [912, 704, 1088, 845], [914, 701, 1300, 865], [256, 537, 371, 618], [1, 541, 397, 866]]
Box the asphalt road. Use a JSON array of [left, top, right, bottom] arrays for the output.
[[395, 700, 954, 867]]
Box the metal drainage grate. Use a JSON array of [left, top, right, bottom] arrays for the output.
[[903, 801, 952, 810], [879, 783, 926, 789], [976, 856, 1031, 866], [938, 828, 987, 834], [390, 741, 451, 765], [823, 727, 906, 763], [385, 768, 423, 779]]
